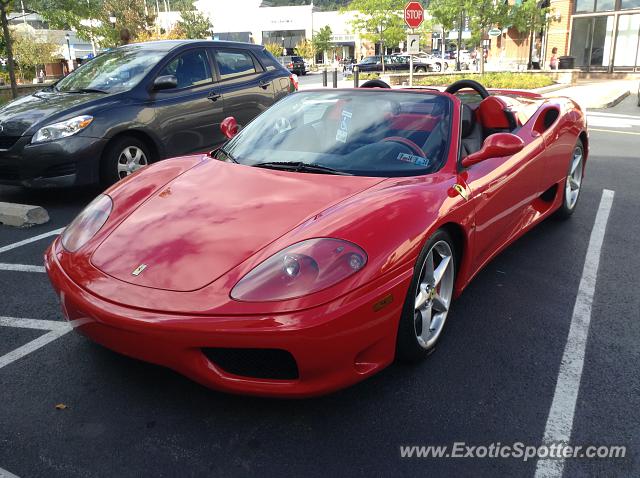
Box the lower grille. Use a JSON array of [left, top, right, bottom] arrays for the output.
[[0, 136, 20, 150], [202, 347, 299, 380], [43, 162, 77, 178]]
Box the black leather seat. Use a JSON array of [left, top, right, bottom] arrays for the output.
[[460, 104, 483, 157]]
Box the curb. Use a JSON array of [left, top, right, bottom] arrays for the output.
[[592, 89, 630, 109], [0, 202, 50, 228]]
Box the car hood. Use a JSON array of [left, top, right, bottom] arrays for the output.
[[91, 159, 384, 292], [0, 89, 107, 137]]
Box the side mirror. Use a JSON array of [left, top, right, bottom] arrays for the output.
[[153, 75, 178, 91], [220, 116, 239, 140], [461, 133, 525, 168]]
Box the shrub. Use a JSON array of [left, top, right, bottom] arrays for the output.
[[413, 72, 554, 90]]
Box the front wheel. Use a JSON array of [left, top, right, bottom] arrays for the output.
[[555, 139, 584, 219], [100, 136, 152, 187], [396, 229, 456, 362], [415, 66, 426, 73]]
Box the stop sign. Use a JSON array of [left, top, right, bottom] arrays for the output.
[[404, 1, 424, 29]]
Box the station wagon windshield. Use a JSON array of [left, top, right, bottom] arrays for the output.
[[221, 91, 452, 177], [54, 47, 166, 94]]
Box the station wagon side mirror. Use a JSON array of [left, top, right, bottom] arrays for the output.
[[153, 75, 178, 91], [461, 133, 525, 168], [220, 116, 239, 140]]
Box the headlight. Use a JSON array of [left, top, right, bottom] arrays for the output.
[[32, 115, 93, 144], [231, 238, 367, 302], [61, 194, 112, 252]]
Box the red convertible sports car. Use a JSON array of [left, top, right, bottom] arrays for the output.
[[45, 79, 588, 397]]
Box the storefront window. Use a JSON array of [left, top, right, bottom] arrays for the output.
[[570, 16, 614, 68], [575, 0, 595, 13], [621, 0, 640, 9], [596, 0, 615, 11], [614, 14, 640, 66]]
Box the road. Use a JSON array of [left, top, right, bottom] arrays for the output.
[[0, 94, 638, 477]]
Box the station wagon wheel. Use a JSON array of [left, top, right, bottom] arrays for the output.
[[100, 135, 153, 187], [555, 139, 584, 219], [397, 229, 456, 361], [117, 146, 148, 179]]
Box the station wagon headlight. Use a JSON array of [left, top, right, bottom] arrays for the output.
[[32, 115, 93, 144], [231, 238, 367, 302]]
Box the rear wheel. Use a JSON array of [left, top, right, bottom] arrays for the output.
[[415, 66, 426, 73], [397, 229, 456, 362], [555, 139, 584, 219], [100, 136, 152, 187]]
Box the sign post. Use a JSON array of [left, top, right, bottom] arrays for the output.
[[404, 2, 424, 87]]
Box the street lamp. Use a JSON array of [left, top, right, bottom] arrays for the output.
[[281, 36, 285, 56]]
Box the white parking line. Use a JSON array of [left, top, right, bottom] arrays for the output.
[[534, 189, 615, 478], [0, 228, 63, 255], [0, 466, 20, 478], [0, 317, 72, 370], [0, 263, 46, 273]]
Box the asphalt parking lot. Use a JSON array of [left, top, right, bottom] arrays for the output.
[[1, 94, 639, 477]]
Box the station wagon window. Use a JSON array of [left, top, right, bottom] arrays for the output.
[[215, 50, 258, 80], [158, 49, 212, 89]]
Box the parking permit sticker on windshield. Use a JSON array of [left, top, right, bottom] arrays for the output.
[[397, 153, 430, 166], [335, 109, 353, 143]]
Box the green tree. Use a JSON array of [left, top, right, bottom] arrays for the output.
[[177, 10, 212, 39], [294, 39, 315, 61], [464, 0, 510, 73], [0, 0, 18, 97], [312, 25, 332, 61], [342, 0, 406, 73], [428, 0, 461, 58], [12, 31, 59, 81], [509, 0, 548, 67], [264, 42, 284, 57]]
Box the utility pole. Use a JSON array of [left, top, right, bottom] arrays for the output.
[[457, 0, 463, 71]]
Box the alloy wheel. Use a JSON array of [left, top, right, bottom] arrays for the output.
[[413, 240, 454, 349], [565, 145, 583, 210], [117, 146, 148, 179]]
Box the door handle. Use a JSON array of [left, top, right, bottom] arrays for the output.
[[258, 80, 270, 90], [208, 92, 221, 102]]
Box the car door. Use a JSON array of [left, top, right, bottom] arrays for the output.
[[210, 48, 275, 129], [150, 47, 226, 157], [463, 129, 545, 270]]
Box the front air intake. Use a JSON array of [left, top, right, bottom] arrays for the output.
[[202, 348, 299, 380]]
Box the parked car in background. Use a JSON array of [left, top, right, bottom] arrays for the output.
[[0, 40, 296, 188], [278, 55, 306, 75], [357, 54, 446, 73]]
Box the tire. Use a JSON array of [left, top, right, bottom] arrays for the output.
[[100, 135, 153, 187], [415, 66, 426, 73], [555, 139, 585, 220], [396, 229, 457, 362]]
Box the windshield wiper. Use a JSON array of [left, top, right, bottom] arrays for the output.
[[253, 161, 352, 176], [64, 88, 108, 94]]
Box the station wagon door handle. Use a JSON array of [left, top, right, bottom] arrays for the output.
[[258, 80, 270, 90], [208, 92, 222, 102]]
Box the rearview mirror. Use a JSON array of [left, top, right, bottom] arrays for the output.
[[153, 75, 177, 91], [220, 116, 239, 140], [461, 133, 525, 168]]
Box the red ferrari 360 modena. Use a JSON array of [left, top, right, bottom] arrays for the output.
[[45, 79, 588, 397]]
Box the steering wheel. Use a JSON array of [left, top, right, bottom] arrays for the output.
[[444, 79, 490, 100], [382, 136, 426, 158], [360, 79, 391, 89]]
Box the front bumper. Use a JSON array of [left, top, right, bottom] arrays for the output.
[[0, 135, 106, 188], [45, 241, 411, 398]]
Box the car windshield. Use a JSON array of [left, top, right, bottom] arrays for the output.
[[54, 47, 166, 94], [221, 90, 452, 177]]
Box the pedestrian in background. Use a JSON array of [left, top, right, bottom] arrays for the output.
[[549, 47, 558, 70], [531, 41, 541, 70]]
